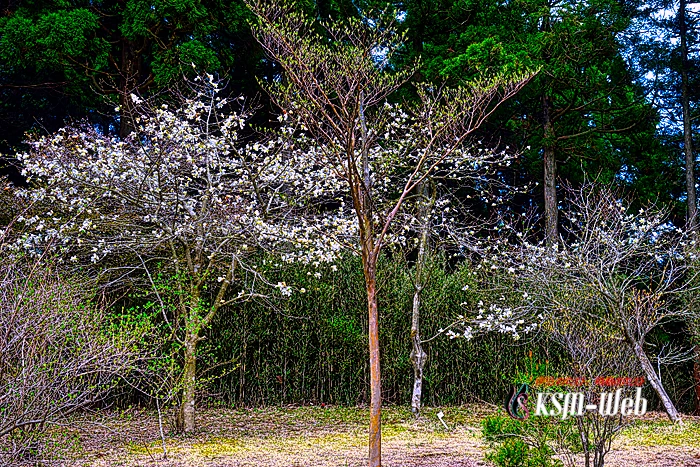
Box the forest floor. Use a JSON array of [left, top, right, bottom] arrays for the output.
[[21, 405, 700, 466]]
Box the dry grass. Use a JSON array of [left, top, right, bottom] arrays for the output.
[[69, 406, 489, 467], [6, 406, 700, 466]]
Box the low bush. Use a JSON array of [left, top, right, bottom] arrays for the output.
[[0, 255, 145, 463]]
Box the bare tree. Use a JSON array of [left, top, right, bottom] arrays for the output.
[[547, 301, 640, 467], [487, 183, 699, 423], [248, 3, 531, 465]]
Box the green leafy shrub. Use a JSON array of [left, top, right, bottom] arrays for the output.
[[482, 413, 569, 467]]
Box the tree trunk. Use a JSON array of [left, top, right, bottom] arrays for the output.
[[410, 280, 427, 417], [364, 259, 381, 467], [119, 92, 134, 139], [575, 416, 591, 467], [410, 182, 433, 416], [631, 341, 682, 423], [357, 90, 381, 467], [177, 334, 197, 433], [118, 39, 141, 138], [543, 94, 558, 245], [680, 0, 697, 230], [594, 449, 604, 467], [680, 0, 700, 414], [694, 343, 700, 415]]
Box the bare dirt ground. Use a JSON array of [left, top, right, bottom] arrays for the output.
[[11, 406, 700, 466]]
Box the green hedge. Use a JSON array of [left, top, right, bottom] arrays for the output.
[[202, 255, 569, 407]]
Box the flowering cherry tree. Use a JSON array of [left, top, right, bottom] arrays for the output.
[[249, 3, 531, 464], [13, 77, 353, 432]]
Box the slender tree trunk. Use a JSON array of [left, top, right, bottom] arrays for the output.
[[595, 450, 604, 467], [239, 334, 247, 407], [177, 333, 197, 433], [357, 91, 382, 467], [680, 0, 696, 230], [680, 0, 700, 412], [364, 257, 381, 467], [694, 342, 700, 416], [543, 94, 558, 245], [691, 318, 700, 415], [410, 182, 433, 416], [119, 40, 141, 138], [177, 334, 197, 433], [576, 416, 591, 467], [631, 341, 682, 423], [178, 336, 198, 433], [360, 202, 381, 467], [410, 277, 427, 417]]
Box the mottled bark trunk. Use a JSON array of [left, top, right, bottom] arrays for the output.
[[177, 334, 197, 433], [410, 182, 432, 416], [543, 94, 558, 245], [410, 288, 427, 417], [632, 341, 681, 423], [680, 0, 697, 230]]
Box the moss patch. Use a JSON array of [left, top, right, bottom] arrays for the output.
[[620, 419, 700, 447]]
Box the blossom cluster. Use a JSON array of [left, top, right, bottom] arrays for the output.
[[13, 84, 356, 293], [449, 186, 699, 344]]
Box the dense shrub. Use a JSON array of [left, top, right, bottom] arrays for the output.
[[0, 256, 145, 463], [115, 252, 695, 412], [482, 413, 575, 467], [201, 255, 570, 407]]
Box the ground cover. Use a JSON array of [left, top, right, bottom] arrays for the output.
[[8, 406, 700, 466]]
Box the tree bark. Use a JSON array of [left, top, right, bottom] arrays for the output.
[[410, 275, 427, 417], [680, 0, 700, 414], [691, 314, 700, 415], [356, 91, 382, 467], [694, 343, 700, 416], [364, 258, 381, 467], [543, 94, 558, 245], [177, 334, 197, 433], [410, 182, 433, 416], [680, 0, 697, 230], [118, 39, 141, 138], [632, 341, 682, 423]]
